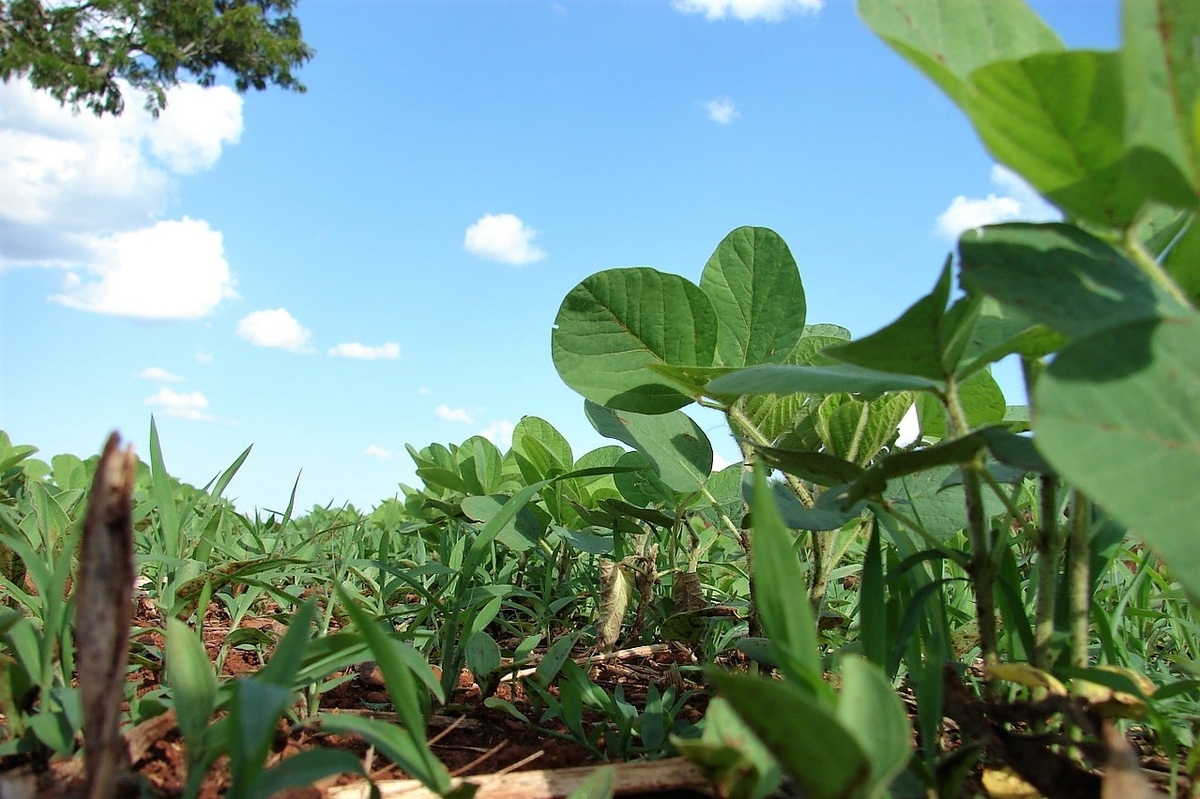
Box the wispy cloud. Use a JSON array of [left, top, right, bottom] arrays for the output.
[[703, 97, 740, 124], [144, 388, 213, 421], [673, 0, 823, 22], [935, 165, 1060, 239], [140, 366, 185, 383], [328, 341, 401, 360], [365, 444, 396, 460], [477, 420, 515, 451], [194, 351, 214, 365], [1, 78, 242, 319], [236, 308, 313, 353], [436, 405, 474, 424], [463, 213, 546, 265]]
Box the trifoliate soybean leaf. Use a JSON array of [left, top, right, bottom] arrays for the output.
[[1035, 314, 1200, 601], [708, 670, 870, 799], [553, 267, 717, 414], [857, 0, 1062, 107], [699, 226, 807, 368], [1121, 1, 1200, 208], [586, 401, 712, 494], [962, 51, 1154, 228], [708, 364, 941, 397]]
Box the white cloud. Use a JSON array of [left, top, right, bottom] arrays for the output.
[[140, 366, 185, 383], [0, 78, 243, 319], [712, 452, 736, 471], [365, 445, 396, 460], [936, 164, 1061, 239], [194, 351, 214, 365], [703, 97, 740, 124], [328, 342, 401, 360], [477, 420, 515, 451], [463, 213, 546, 265], [50, 218, 235, 318], [673, 0, 823, 22], [436, 405, 474, 424], [236, 308, 313, 353], [144, 388, 213, 421]]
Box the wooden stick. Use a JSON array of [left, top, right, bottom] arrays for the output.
[[324, 756, 715, 799]]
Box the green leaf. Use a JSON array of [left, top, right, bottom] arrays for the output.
[[959, 223, 1188, 337], [708, 364, 941, 398], [699, 226, 807, 368], [835, 655, 912, 798], [336, 587, 451, 793], [857, 0, 1062, 107], [962, 51, 1146, 228], [250, 749, 369, 799], [1121, 0, 1200, 208], [1163, 217, 1200, 308], [672, 697, 781, 799], [815, 392, 914, 466], [228, 678, 294, 798], [825, 258, 978, 380], [748, 467, 823, 691], [585, 401, 712, 494], [149, 416, 180, 560], [165, 618, 217, 755], [553, 267, 718, 413], [511, 416, 573, 480], [458, 436, 504, 495], [565, 766, 615, 799], [917, 369, 1006, 441], [318, 712, 450, 795], [883, 464, 1005, 542], [460, 495, 543, 553], [1035, 313, 1200, 600], [708, 670, 870, 799], [464, 631, 502, 680], [254, 598, 316, 691]]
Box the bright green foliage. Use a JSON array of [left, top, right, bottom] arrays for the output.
[[552, 267, 719, 413], [0, 0, 314, 116]]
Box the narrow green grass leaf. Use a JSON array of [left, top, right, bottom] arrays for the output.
[[748, 466, 823, 692], [165, 619, 217, 759], [149, 417, 180, 560], [249, 748, 370, 799]]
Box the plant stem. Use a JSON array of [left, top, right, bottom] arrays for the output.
[[1068, 490, 1092, 668], [944, 378, 999, 668], [1124, 228, 1193, 309], [1033, 474, 1063, 668]]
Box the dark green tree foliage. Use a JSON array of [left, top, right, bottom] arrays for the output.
[[0, 0, 314, 116]]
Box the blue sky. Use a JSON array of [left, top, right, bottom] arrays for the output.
[[1, 0, 1119, 512]]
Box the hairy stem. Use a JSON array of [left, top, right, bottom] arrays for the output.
[[1068, 491, 1092, 667], [944, 378, 999, 667], [1033, 474, 1063, 668]]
